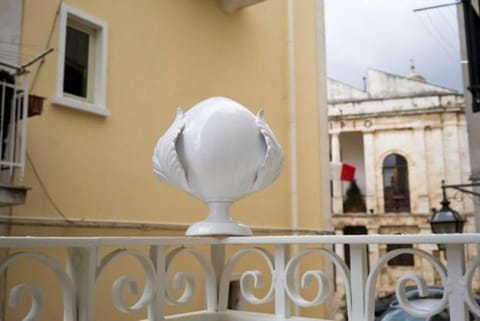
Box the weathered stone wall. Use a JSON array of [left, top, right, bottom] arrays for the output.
[[328, 70, 475, 320]]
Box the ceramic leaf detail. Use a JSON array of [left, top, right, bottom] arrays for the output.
[[152, 108, 191, 193], [253, 110, 284, 192]]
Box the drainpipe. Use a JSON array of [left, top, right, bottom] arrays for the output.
[[288, 1, 301, 317], [288, 0, 299, 231]]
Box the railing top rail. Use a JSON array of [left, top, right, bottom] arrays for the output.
[[1, 233, 480, 247]]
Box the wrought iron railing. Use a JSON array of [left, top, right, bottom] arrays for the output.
[[0, 233, 479, 321]]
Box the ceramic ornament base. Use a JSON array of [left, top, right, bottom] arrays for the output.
[[186, 220, 252, 236], [186, 202, 252, 236]]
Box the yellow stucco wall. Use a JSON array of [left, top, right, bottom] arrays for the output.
[[5, 0, 330, 320], [15, 0, 327, 232]]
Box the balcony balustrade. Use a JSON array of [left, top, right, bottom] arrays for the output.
[[0, 74, 28, 184], [0, 72, 30, 206], [1, 233, 480, 321]]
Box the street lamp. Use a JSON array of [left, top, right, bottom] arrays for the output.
[[430, 187, 464, 234], [430, 180, 480, 235]]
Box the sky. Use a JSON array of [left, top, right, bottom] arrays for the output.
[[324, 0, 464, 92]]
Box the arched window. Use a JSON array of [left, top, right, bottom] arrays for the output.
[[383, 154, 410, 212]]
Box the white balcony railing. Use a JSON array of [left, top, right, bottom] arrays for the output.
[[1, 233, 480, 321], [0, 74, 28, 185]]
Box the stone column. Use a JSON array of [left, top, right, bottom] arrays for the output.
[[363, 131, 378, 213], [331, 133, 343, 214], [425, 126, 445, 211], [457, 118, 473, 213], [442, 113, 473, 215], [441, 114, 462, 198], [413, 127, 430, 213]]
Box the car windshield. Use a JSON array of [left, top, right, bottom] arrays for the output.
[[388, 287, 444, 307], [380, 308, 424, 321], [379, 299, 446, 321], [407, 287, 444, 300]]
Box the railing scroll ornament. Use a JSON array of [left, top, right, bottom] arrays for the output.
[[464, 256, 480, 316], [364, 248, 448, 321], [0, 252, 76, 321], [165, 246, 217, 311], [8, 284, 44, 321], [96, 248, 156, 314], [285, 248, 352, 317], [218, 247, 275, 310]]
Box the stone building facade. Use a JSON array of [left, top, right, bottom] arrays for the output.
[[328, 68, 476, 299]]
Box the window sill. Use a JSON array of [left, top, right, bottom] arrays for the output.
[[52, 95, 110, 117]]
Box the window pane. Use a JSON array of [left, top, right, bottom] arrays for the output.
[[383, 154, 397, 167], [395, 155, 407, 166], [383, 153, 411, 212], [64, 26, 89, 98], [383, 154, 407, 167], [383, 168, 393, 187], [397, 166, 409, 194]]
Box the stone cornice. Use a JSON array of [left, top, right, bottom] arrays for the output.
[[328, 105, 464, 121]]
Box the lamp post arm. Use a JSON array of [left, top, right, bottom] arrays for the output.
[[442, 183, 480, 198]]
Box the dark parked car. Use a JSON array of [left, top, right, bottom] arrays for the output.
[[377, 299, 449, 321], [373, 286, 444, 318], [375, 287, 480, 321], [377, 297, 480, 321], [345, 287, 479, 321]]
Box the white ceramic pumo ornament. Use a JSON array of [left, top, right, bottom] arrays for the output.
[[152, 97, 284, 236]]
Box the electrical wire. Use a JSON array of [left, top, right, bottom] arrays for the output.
[[29, 0, 64, 92], [26, 152, 72, 223], [416, 12, 458, 61], [425, 11, 458, 48], [438, 8, 459, 36], [447, 5, 459, 21]]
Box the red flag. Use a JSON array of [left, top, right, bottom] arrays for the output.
[[330, 162, 356, 182], [340, 163, 355, 181]]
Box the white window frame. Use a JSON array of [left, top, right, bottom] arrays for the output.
[[53, 4, 109, 116]]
